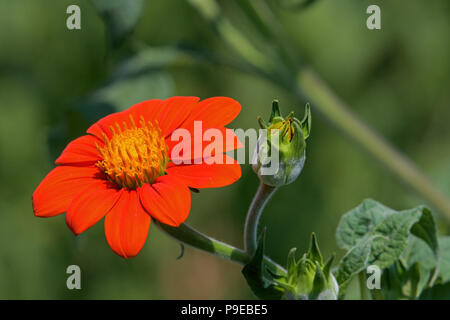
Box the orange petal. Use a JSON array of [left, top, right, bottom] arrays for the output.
[[167, 126, 243, 164], [127, 99, 164, 125], [181, 97, 241, 128], [139, 175, 191, 227], [166, 155, 241, 188], [33, 166, 105, 217], [104, 189, 151, 258], [66, 183, 122, 235], [157, 96, 199, 137], [55, 135, 103, 166], [86, 109, 131, 140]]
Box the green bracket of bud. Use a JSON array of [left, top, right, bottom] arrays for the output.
[[273, 233, 339, 300], [269, 100, 282, 123], [298, 103, 311, 139]]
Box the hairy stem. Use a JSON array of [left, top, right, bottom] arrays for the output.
[[154, 219, 287, 276], [244, 183, 278, 256]]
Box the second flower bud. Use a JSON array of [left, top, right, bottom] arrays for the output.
[[252, 100, 311, 187]]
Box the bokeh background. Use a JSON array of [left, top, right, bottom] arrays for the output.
[[0, 0, 449, 299]]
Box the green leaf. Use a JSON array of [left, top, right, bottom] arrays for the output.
[[242, 229, 283, 300], [334, 236, 372, 298], [335, 199, 439, 298], [402, 236, 435, 271], [370, 206, 437, 269], [407, 262, 421, 298], [375, 235, 449, 299], [377, 259, 422, 299], [91, 0, 144, 47], [411, 236, 450, 285], [336, 199, 439, 268], [409, 208, 439, 267], [438, 236, 450, 283], [336, 199, 394, 250], [420, 282, 450, 300], [400, 236, 436, 294]]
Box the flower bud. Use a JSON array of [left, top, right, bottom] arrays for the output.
[[252, 100, 311, 187], [275, 233, 339, 300]]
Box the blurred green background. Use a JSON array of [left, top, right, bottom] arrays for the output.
[[0, 0, 449, 299]]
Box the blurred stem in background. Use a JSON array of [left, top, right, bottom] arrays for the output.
[[187, 0, 450, 222], [296, 68, 450, 219]]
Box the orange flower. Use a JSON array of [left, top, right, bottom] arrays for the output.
[[33, 97, 242, 258]]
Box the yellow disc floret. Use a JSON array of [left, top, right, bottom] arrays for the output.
[[96, 114, 169, 189], [269, 116, 295, 142]]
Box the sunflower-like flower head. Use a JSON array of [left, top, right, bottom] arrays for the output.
[[33, 97, 242, 258]]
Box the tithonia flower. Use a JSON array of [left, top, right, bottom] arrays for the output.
[[33, 97, 242, 258]]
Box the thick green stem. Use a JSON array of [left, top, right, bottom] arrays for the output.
[[297, 68, 450, 221], [244, 183, 278, 256], [154, 219, 287, 276]]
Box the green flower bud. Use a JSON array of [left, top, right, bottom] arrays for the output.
[[275, 233, 339, 300], [252, 100, 311, 187]]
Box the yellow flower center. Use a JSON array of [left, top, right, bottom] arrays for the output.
[[96, 115, 168, 189]]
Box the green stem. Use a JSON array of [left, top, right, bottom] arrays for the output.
[[359, 272, 367, 300], [244, 183, 278, 256], [153, 219, 287, 276], [296, 68, 450, 221]]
